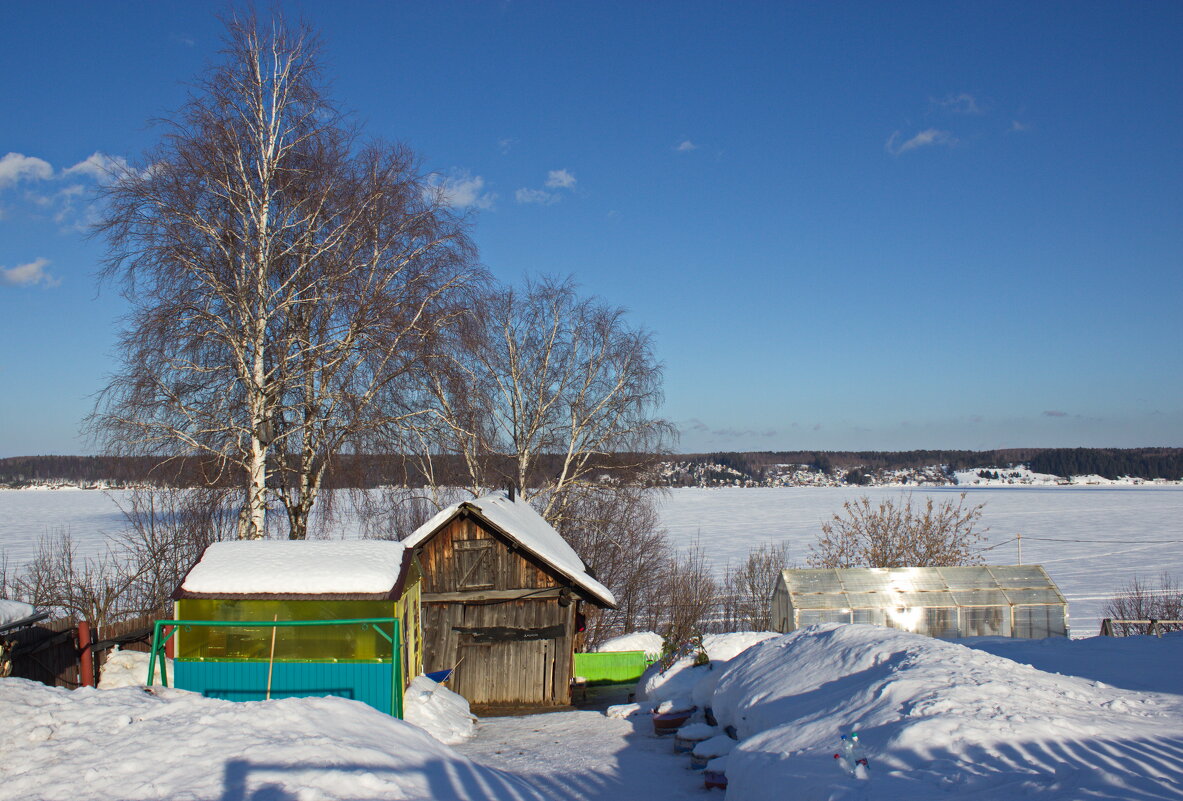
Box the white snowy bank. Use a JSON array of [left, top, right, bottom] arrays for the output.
[[709, 625, 1183, 801], [0, 678, 539, 801]]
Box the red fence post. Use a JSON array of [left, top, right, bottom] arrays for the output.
[[78, 621, 94, 688], [165, 625, 175, 659]]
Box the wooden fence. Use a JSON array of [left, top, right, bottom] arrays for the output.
[[1099, 618, 1183, 637], [5, 611, 165, 688]]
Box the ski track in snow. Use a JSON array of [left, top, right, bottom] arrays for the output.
[[2, 486, 1181, 635]]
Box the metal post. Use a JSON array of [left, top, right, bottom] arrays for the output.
[[78, 620, 94, 688], [1016, 533, 1022, 565], [147, 622, 161, 686]]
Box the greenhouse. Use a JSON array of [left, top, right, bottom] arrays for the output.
[[771, 565, 1068, 639]]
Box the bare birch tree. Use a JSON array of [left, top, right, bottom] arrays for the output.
[[90, 13, 477, 538], [419, 277, 673, 517]]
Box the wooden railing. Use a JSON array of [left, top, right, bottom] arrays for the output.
[[1099, 618, 1183, 637]]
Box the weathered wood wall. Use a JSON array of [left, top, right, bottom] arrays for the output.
[[418, 513, 577, 707]]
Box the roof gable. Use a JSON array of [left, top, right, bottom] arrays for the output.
[[404, 491, 617, 608]]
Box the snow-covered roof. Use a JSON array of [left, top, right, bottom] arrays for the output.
[[779, 564, 1066, 607], [178, 540, 410, 597], [0, 599, 36, 628], [403, 491, 616, 608]]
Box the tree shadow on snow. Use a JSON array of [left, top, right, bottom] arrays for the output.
[[219, 756, 545, 801], [876, 734, 1183, 800]]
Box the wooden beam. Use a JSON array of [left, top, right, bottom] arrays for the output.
[[422, 588, 565, 604]]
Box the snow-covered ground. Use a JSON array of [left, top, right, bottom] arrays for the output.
[[6, 625, 1183, 799], [3, 486, 1182, 635], [0, 679, 544, 801], [599, 626, 1183, 801]]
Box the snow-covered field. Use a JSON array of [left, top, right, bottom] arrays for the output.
[[3, 486, 1182, 635], [657, 486, 1183, 636]]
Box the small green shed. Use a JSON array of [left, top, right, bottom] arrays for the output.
[[166, 540, 422, 717]]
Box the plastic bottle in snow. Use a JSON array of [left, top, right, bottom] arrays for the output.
[[833, 732, 870, 779]]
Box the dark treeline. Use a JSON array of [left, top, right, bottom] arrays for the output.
[[673, 447, 1183, 482], [0, 453, 656, 490], [5, 447, 1181, 488], [1026, 448, 1183, 481]]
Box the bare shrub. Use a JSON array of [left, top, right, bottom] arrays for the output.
[[1104, 572, 1183, 635], [554, 486, 671, 647], [809, 493, 986, 568], [111, 487, 237, 615], [663, 542, 719, 645], [12, 530, 134, 630], [721, 542, 790, 631]]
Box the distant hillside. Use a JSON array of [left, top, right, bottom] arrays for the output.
[[2, 448, 1180, 489], [659, 448, 1183, 487]]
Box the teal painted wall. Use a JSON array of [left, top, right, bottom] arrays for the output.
[[174, 660, 396, 716]]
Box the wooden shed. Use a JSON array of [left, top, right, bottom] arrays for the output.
[[402, 491, 616, 710], [167, 540, 422, 717]]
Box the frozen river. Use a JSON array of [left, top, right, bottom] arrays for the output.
[[2, 485, 1181, 635]]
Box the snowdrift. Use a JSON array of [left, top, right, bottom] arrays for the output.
[[710, 625, 1183, 801], [0, 678, 543, 801]]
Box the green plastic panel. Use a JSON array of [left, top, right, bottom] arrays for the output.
[[573, 651, 653, 684], [174, 599, 394, 661]]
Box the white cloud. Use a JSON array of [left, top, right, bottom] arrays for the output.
[[1, 257, 59, 288], [1009, 120, 1031, 133], [935, 93, 983, 114], [64, 152, 129, 183], [515, 187, 557, 205], [426, 172, 496, 210], [885, 128, 955, 156], [545, 169, 576, 189], [497, 138, 515, 155], [0, 153, 53, 189], [675, 140, 698, 152]]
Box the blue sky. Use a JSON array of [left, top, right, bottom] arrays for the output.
[[1, 1, 1180, 456]]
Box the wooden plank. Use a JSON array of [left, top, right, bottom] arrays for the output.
[[422, 588, 565, 603]]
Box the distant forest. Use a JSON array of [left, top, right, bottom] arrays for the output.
[[0, 453, 650, 490], [671, 448, 1183, 482], [2, 447, 1181, 487]]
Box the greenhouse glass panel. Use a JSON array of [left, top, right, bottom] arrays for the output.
[[792, 593, 849, 609], [1002, 589, 1065, 605], [798, 609, 852, 627], [923, 607, 959, 638], [988, 566, 1053, 589], [1014, 605, 1068, 639], [937, 567, 995, 589], [950, 590, 1011, 607], [792, 570, 844, 594], [844, 593, 896, 609], [962, 606, 1011, 637], [893, 591, 956, 607], [886, 569, 948, 592], [852, 608, 888, 626], [838, 572, 888, 593]]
